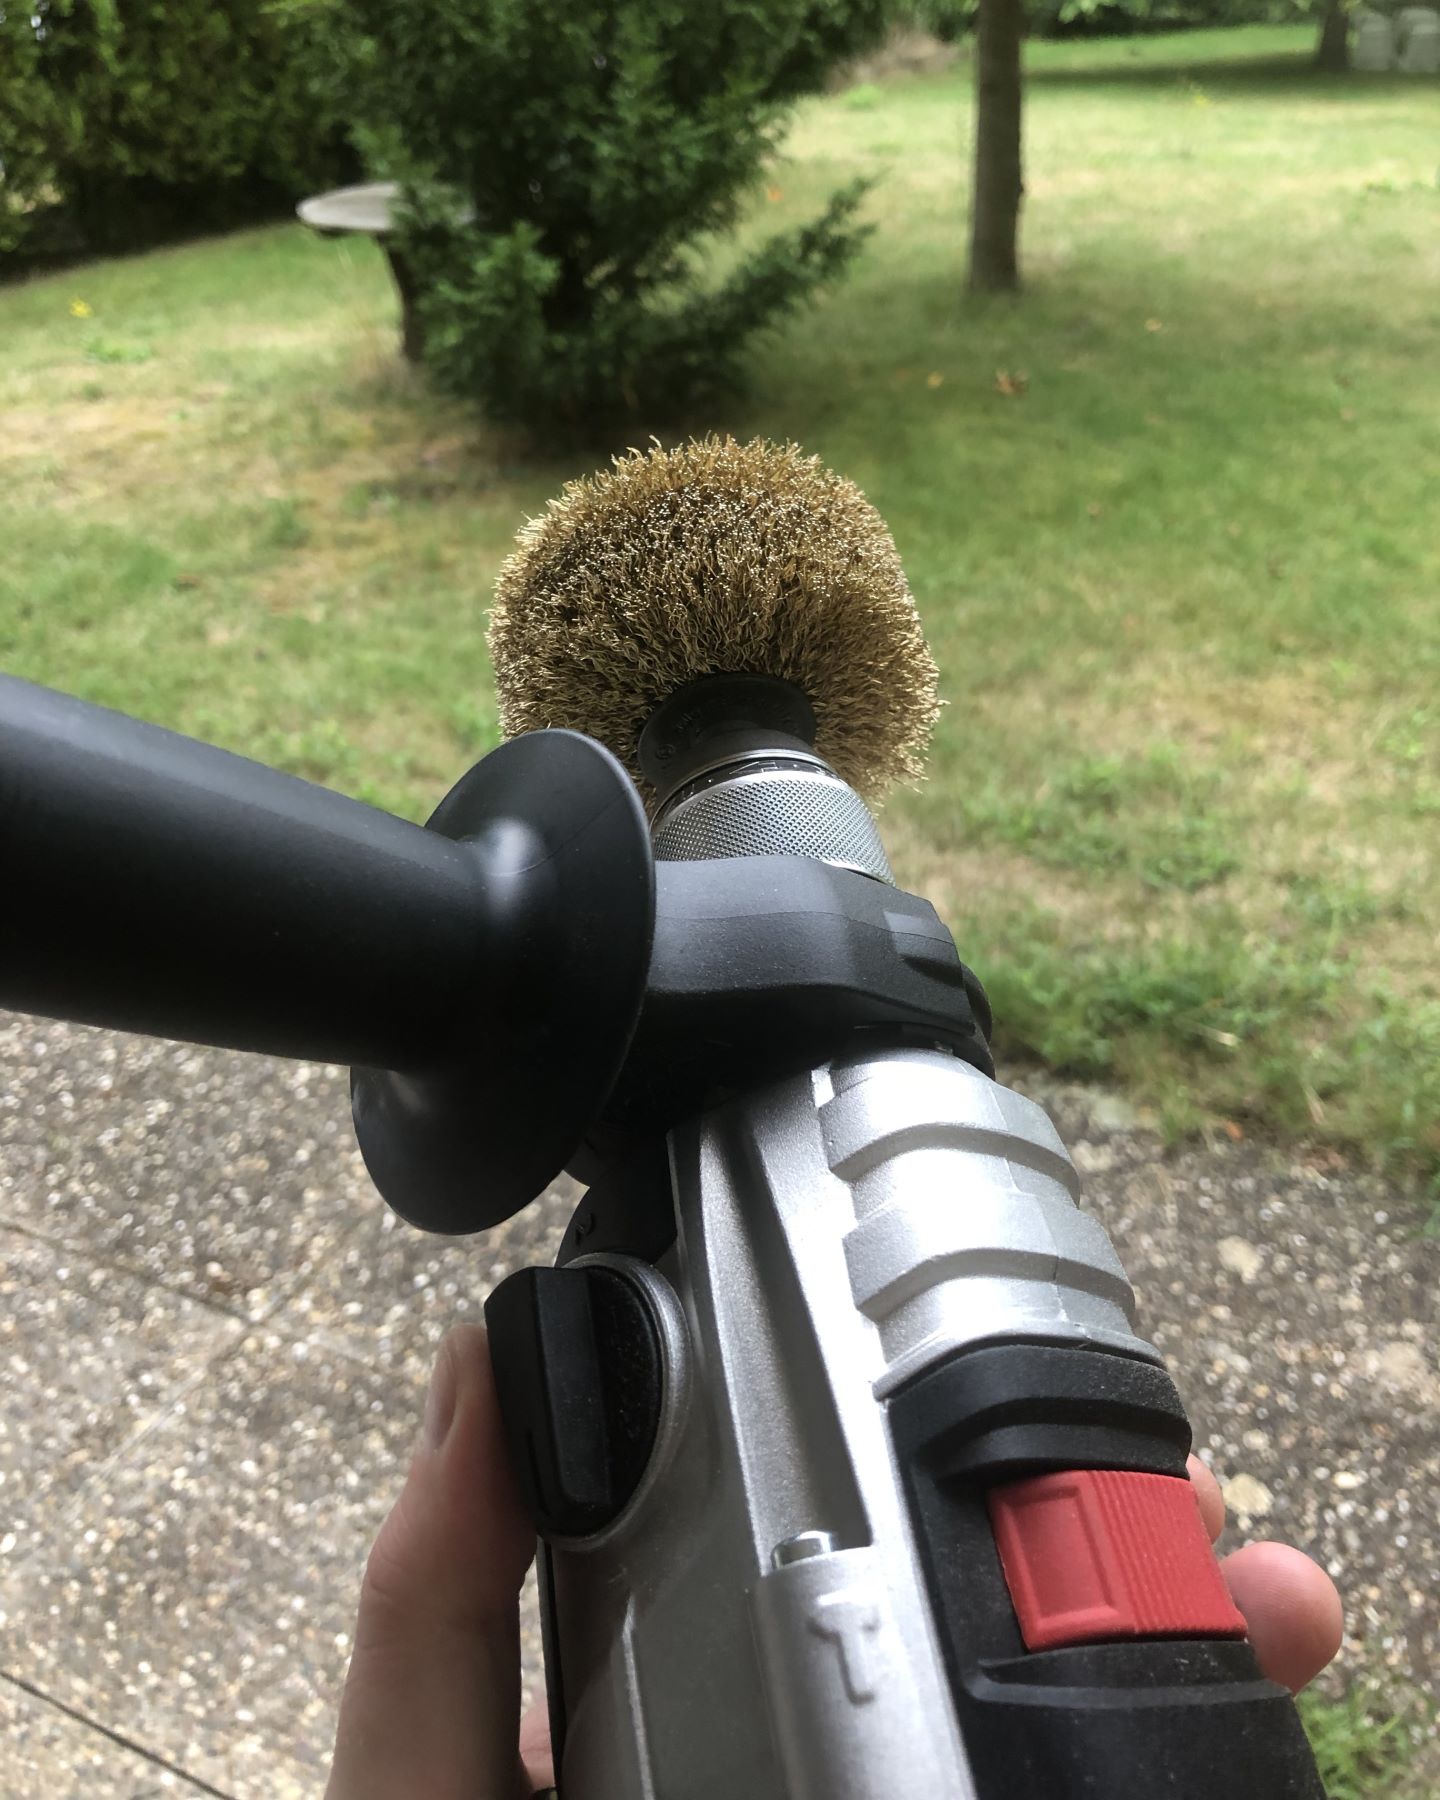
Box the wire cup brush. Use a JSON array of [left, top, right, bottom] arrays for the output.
[[489, 436, 941, 878]]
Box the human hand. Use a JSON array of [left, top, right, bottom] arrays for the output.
[[325, 1326, 1343, 1800], [325, 1325, 552, 1800]]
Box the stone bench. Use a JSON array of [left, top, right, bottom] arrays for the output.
[[297, 181, 474, 361], [1397, 5, 1440, 70], [1353, 5, 1440, 70]]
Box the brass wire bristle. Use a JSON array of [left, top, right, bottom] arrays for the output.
[[488, 435, 940, 800]]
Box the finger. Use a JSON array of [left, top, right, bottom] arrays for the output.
[[1219, 1540, 1344, 1694], [326, 1325, 537, 1800], [520, 1699, 555, 1792], [1187, 1454, 1226, 1543]]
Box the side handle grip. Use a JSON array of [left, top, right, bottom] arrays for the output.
[[0, 677, 657, 1231]]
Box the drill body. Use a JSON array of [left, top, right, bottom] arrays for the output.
[[483, 702, 1326, 1800], [538, 1048, 1153, 1800]]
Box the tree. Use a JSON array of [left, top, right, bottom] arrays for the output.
[[969, 0, 1027, 291], [960, 0, 1352, 293], [291, 0, 891, 430], [1314, 0, 1350, 69]]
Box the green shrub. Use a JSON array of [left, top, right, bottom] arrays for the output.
[[0, 0, 351, 260], [291, 0, 891, 429]]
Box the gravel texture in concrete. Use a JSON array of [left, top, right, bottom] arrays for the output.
[[2, 1013, 1435, 1795]]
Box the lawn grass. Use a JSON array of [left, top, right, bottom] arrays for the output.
[[1298, 1680, 1434, 1800], [3, 24, 1439, 1193]]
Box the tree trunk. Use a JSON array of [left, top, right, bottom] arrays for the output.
[[1315, 0, 1350, 70], [969, 0, 1026, 293]]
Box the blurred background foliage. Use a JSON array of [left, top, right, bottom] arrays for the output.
[[0, 0, 357, 262]]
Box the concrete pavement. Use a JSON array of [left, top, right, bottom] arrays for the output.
[[2, 1014, 1435, 1794]]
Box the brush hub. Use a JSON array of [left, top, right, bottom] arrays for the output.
[[639, 675, 894, 883], [638, 673, 816, 793]]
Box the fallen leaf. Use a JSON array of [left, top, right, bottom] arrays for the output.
[[926, 371, 944, 389], [765, 185, 784, 203], [994, 369, 1028, 397], [1144, 318, 1164, 333], [1222, 1472, 1273, 1520], [1089, 1094, 1144, 1131], [1218, 1236, 1263, 1282]]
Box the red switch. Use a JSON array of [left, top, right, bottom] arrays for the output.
[[987, 1469, 1248, 1654]]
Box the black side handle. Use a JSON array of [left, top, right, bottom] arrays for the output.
[[0, 676, 656, 1231]]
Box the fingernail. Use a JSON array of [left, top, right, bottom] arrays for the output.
[[423, 1341, 459, 1450]]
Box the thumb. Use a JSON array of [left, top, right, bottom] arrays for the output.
[[326, 1325, 537, 1800]]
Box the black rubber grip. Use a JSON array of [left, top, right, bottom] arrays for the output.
[[0, 674, 487, 1068]]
